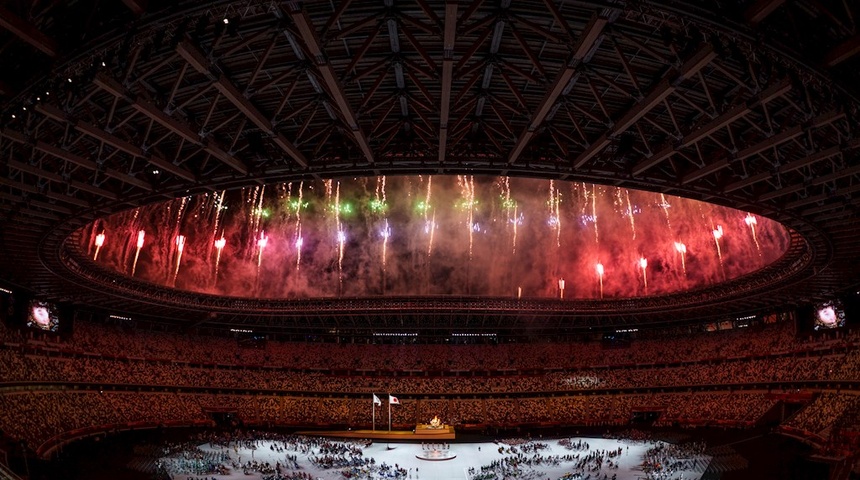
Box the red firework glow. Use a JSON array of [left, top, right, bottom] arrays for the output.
[[79, 176, 790, 299]]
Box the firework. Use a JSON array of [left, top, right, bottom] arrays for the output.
[[424, 177, 435, 257], [335, 181, 345, 294], [295, 182, 305, 271], [625, 189, 636, 240], [596, 262, 605, 299], [712, 225, 724, 279], [674, 241, 687, 276], [257, 233, 268, 257], [549, 180, 562, 248], [592, 185, 599, 246], [86, 176, 788, 299], [745, 213, 761, 256], [172, 234, 186, 287], [214, 236, 226, 284], [131, 230, 145, 276], [93, 233, 106, 261]]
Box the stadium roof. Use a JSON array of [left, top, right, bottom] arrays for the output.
[[1, 0, 859, 335]]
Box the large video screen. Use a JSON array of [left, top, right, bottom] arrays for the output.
[[813, 300, 846, 330], [26, 299, 61, 332]]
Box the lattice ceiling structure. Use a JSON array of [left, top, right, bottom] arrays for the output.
[[1, 0, 860, 336]]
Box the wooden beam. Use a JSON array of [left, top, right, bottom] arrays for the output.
[[810, 163, 860, 186], [28, 136, 151, 193], [45, 190, 90, 208], [176, 40, 308, 169], [716, 117, 828, 192], [36, 103, 198, 182], [752, 142, 860, 201], [745, 0, 786, 25], [439, 1, 458, 163], [94, 72, 249, 175], [682, 80, 790, 148], [121, 0, 147, 16], [824, 34, 860, 67], [322, 0, 355, 36], [575, 44, 716, 169], [735, 125, 803, 160], [632, 79, 791, 176], [0, 5, 58, 57], [681, 157, 730, 185], [33, 141, 97, 170], [0, 176, 40, 195], [508, 14, 608, 165], [614, 45, 716, 135], [542, 0, 575, 40], [288, 5, 374, 164], [0, 160, 119, 200]]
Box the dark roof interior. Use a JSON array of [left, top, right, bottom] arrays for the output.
[[1, 0, 860, 335]]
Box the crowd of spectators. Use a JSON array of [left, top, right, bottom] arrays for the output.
[[824, 397, 860, 456], [0, 347, 851, 397], [0, 319, 821, 372], [0, 391, 210, 448], [0, 319, 858, 455], [654, 393, 777, 427], [0, 332, 854, 396], [0, 390, 791, 452], [783, 393, 859, 435]]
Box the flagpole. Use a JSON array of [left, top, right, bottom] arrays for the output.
[[372, 394, 376, 432], [388, 394, 392, 432]]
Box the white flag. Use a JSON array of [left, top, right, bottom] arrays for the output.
[[373, 394, 382, 406], [389, 394, 400, 405]]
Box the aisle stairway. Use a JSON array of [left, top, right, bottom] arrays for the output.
[[127, 443, 161, 475], [126, 455, 160, 475], [701, 445, 748, 478]]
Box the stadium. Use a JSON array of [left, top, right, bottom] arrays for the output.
[[0, 0, 859, 478]]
